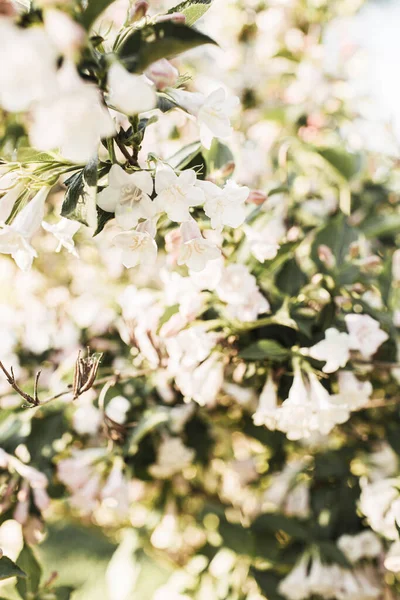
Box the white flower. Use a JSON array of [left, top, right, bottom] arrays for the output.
[[197, 88, 239, 149], [0, 183, 24, 224], [345, 314, 389, 359], [244, 216, 285, 262], [308, 372, 349, 435], [393, 249, 400, 281], [384, 540, 400, 572], [97, 164, 156, 229], [145, 59, 179, 90], [216, 264, 270, 321], [107, 62, 157, 115], [0, 22, 58, 112], [253, 373, 279, 429], [338, 531, 382, 564], [149, 438, 195, 479], [42, 217, 80, 256], [334, 371, 373, 410], [277, 366, 312, 441], [198, 179, 249, 230], [177, 220, 221, 272], [0, 187, 49, 270], [106, 395, 130, 425], [176, 354, 224, 407], [72, 401, 102, 436], [43, 8, 85, 56], [113, 220, 158, 268], [155, 165, 204, 223], [278, 553, 310, 600], [359, 478, 400, 539], [308, 328, 351, 373], [29, 61, 115, 164]]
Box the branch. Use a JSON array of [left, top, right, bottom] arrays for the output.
[[0, 361, 41, 406]]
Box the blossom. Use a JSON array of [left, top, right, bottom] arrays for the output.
[[308, 328, 352, 373], [29, 61, 115, 163], [177, 220, 221, 272], [338, 531, 382, 564], [106, 395, 131, 424], [216, 264, 270, 321], [308, 372, 349, 435], [278, 553, 311, 600], [277, 367, 312, 441], [345, 313, 389, 359], [334, 371, 373, 410], [198, 179, 249, 230], [176, 354, 224, 407], [359, 478, 400, 539], [149, 438, 195, 479], [244, 216, 285, 262], [97, 164, 156, 229], [43, 8, 85, 56], [0, 21, 58, 112], [154, 165, 204, 223], [107, 62, 157, 115], [253, 373, 279, 429], [384, 540, 400, 572], [0, 187, 49, 271], [145, 59, 179, 90], [113, 220, 158, 268], [42, 217, 80, 256]]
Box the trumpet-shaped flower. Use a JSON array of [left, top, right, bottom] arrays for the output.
[[113, 220, 158, 268], [149, 437, 195, 479], [199, 179, 249, 230], [253, 373, 279, 429], [97, 164, 156, 230], [309, 327, 351, 373], [155, 165, 204, 223], [42, 217, 80, 256], [0, 183, 25, 224], [345, 313, 389, 359], [278, 554, 311, 600], [177, 220, 221, 272], [107, 62, 157, 115], [0, 188, 49, 271]]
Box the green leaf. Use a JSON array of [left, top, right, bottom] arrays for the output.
[[251, 568, 285, 600], [363, 214, 400, 239], [312, 213, 358, 268], [239, 340, 291, 361], [81, 0, 115, 30], [0, 557, 27, 582], [167, 0, 213, 26], [251, 513, 310, 541], [204, 138, 234, 172], [16, 545, 42, 600], [54, 586, 75, 600], [315, 147, 361, 181], [276, 259, 307, 296], [126, 408, 170, 455], [316, 541, 351, 568], [94, 206, 115, 236], [61, 156, 98, 228], [118, 22, 217, 73]]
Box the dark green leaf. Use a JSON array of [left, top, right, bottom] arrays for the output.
[[204, 138, 234, 172], [276, 259, 307, 296], [54, 586, 75, 600], [61, 156, 98, 228], [167, 0, 213, 26], [251, 568, 285, 600], [126, 408, 170, 455], [0, 557, 27, 582], [94, 206, 115, 236], [251, 513, 310, 541], [316, 541, 351, 568], [239, 340, 291, 361], [16, 545, 42, 599], [315, 147, 361, 181], [119, 22, 217, 73], [312, 213, 358, 268], [81, 0, 115, 30], [218, 519, 255, 556]]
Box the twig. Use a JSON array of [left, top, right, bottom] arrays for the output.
[[0, 361, 41, 406]]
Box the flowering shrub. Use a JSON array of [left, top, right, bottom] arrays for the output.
[[1, 0, 400, 599]]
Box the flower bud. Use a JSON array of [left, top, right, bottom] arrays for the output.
[[318, 244, 335, 269], [156, 12, 186, 24], [146, 59, 179, 90], [247, 189, 267, 205], [131, 1, 148, 22], [0, 0, 16, 16]]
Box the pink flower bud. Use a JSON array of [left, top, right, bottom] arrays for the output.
[[146, 59, 179, 90], [156, 12, 186, 24], [318, 244, 335, 269], [247, 189, 267, 205], [132, 1, 148, 21]]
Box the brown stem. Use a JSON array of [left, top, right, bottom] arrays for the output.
[[115, 138, 137, 166], [0, 361, 40, 406]]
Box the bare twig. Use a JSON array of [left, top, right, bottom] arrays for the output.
[[0, 361, 41, 406]]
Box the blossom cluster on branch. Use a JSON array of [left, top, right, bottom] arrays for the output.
[[1, 0, 400, 599]]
